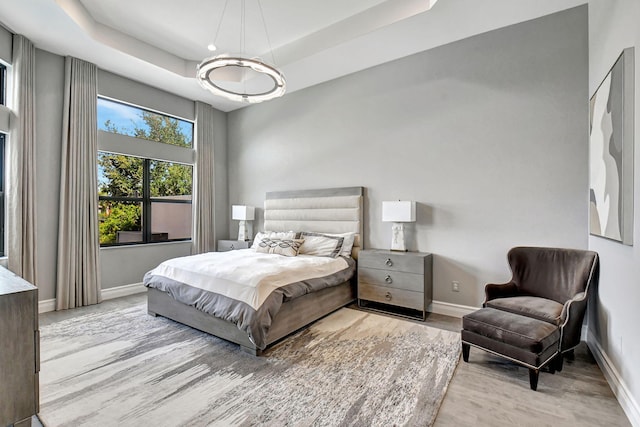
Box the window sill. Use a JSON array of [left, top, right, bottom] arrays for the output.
[[99, 240, 192, 250]]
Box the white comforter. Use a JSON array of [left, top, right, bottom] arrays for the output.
[[147, 249, 349, 310]]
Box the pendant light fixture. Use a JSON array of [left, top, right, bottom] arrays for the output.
[[197, 0, 286, 104]]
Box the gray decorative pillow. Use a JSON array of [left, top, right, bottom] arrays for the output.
[[299, 232, 344, 258], [256, 238, 304, 257]]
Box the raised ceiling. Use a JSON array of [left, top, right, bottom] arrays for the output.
[[1, 0, 585, 112]]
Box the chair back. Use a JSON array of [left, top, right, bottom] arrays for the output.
[[507, 247, 599, 304]]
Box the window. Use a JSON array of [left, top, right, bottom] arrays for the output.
[[0, 133, 4, 256], [97, 97, 193, 147], [97, 97, 194, 247], [0, 64, 6, 106], [98, 153, 193, 245]]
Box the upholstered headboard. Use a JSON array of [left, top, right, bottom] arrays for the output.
[[263, 187, 364, 259]]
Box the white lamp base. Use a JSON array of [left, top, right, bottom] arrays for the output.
[[390, 222, 407, 252], [238, 220, 249, 241]]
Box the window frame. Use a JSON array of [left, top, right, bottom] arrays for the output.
[[96, 91, 195, 248], [0, 63, 5, 106], [0, 133, 5, 256], [98, 154, 193, 247]]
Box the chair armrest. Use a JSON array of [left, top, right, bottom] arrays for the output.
[[484, 282, 518, 306], [560, 291, 587, 351]]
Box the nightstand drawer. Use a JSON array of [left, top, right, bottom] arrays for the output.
[[358, 251, 425, 274], [358, 268, 424, 292], [217, 240, 250, 252], [358, 283, 424, 311]]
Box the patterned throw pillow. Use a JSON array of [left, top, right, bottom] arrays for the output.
[[255, 238, 304, 257], [251, 231, 298, 249]]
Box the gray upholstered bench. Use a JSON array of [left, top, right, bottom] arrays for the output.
[[461, 307, 561, 390]]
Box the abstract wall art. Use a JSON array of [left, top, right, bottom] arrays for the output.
[[589, 48, 634, 245]]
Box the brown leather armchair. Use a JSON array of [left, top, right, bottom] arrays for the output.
[[461, 247, 599, 389], [484, 246, 599, 354]]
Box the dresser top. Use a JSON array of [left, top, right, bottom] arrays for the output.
[[0, 266, 37, 295], [359, 249, 432, 257]]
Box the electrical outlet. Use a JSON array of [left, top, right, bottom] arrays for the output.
[[452, 281, 460, 292]]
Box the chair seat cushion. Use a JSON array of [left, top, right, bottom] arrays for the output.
[[462, 307, 560, 354], [486, 296, 563, 325]]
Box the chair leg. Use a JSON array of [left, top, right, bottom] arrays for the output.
[[555, 354, 564, 372], [462, 343, 470, 362], [529, 368, 539, 391], [565, 349, 575, 361]]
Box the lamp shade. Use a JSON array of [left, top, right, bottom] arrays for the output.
[[382, 201, 416, 223], [232, 205, 255, 221]]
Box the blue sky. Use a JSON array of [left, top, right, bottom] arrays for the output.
[[97, 97, 193, 144]]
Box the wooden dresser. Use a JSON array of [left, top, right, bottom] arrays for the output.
[[357, 249, 433, 320], [0, 267, 39, 427]]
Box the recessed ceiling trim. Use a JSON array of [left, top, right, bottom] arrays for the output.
[[56, 0, 436, 85], [269, 0, 438, 65], [56, 0, 194, 78]]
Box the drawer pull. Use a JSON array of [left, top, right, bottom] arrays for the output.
[[385, 275, 393, 284], [230, 244, 235, 250], [385, 258, 393, 267], [385, 292, 392, 301]]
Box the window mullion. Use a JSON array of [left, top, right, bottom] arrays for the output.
[[143, 158, 151, 243]]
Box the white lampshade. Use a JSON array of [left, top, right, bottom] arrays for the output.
[[232, 205, 255, 221], [382, 201, 416, 223]]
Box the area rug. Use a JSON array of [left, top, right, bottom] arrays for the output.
[[38, 303, 461, 426]]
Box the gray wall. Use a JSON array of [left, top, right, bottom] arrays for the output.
[[588, 0, 640, 419], [0, 25, 11, 63], [227, 6, 589, 308]]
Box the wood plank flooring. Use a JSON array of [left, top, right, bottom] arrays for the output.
[[38, 294, 631, 426], [405, 311, 630, 427]]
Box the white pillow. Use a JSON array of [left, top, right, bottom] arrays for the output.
[[324, 232, 356, 257], [299, 232, 344, 258], [251, 231, 298, 249]]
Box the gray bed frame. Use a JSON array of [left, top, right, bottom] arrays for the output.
[[147, 187, 364, 355]]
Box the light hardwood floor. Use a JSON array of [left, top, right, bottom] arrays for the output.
[[38, 294, 631, 426]]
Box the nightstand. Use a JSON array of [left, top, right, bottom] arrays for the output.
[[217, 239, 250, 252], [357, 249, 433, 320]]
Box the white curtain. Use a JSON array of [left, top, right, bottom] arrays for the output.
[[192, 101, 216, 254], [56, 56, 101, 310], [7, 34, 37, 284]]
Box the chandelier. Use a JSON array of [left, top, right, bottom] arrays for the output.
[[196, 0, 286, 104]]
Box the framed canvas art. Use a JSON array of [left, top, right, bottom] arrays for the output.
[[589, 47, 634, 245]]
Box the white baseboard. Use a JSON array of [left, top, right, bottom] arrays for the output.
[[101, 282, 146, 300], [38, 282, 146, 314], [587, 329, 640, 427], [38, 299, 56, 314], [429, 300, 477, 318]]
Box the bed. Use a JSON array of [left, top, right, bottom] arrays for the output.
[[145, 187, 364, 355]]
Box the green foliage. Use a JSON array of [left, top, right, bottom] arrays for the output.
[[134, 111, 191, 148], [150, 161, 192, 197], [98, 153, 143, 197], [99, 202, 141, 244]]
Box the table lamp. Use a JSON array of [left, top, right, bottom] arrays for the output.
[[232, 205, 255, 241], [382, 201, 416, 251]]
